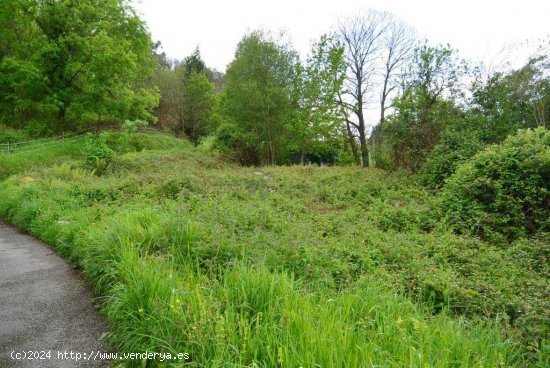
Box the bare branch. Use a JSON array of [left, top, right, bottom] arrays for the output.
[[379, 16, 416, 124]]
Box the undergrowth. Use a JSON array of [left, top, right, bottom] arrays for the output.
[[0, 132, 547, 367]]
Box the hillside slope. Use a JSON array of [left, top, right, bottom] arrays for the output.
[[0, 132, 547, 367]]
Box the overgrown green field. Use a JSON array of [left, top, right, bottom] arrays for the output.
[[0, 132, 547, 367]]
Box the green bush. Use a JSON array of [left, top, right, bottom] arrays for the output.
[[214, 122, 261, 165], [440, 127, 550, 241], [421, 124, 484, 188], [121, 119, 148, 133], [84, 133, 115, 175], [22, 120, 55, 138]]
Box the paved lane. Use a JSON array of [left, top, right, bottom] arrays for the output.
[[0, 222, 109, 367]]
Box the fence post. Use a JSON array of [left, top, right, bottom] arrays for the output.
[[7, 141, 10, 155]]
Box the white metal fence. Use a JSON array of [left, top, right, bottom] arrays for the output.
[[0, 130, 90, 155], [0, 127, 176, 156]]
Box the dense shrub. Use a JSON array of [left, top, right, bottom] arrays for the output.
[[214, 122, 262, 165], [84, 133, 115, 175], [421, 121, 485, 188], [440, 127, 550, 241], [121, 119, 148, 133]]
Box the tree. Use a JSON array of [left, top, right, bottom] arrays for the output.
[[471, 55, 550, 138], [291, 35, 346, 164], [370, 15, 415, 168], [183, 46, 206, 76], [181, 70, 216, 144], [382, 43, 466, 172], [151, 47, 223, 139], [0, 0, 159, 132], [151, 65, 185, 130], [218, 30, 298, 165], [338, 10, 388, 167]]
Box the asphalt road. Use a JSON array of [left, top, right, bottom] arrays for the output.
[[0, 221, 109, 367]]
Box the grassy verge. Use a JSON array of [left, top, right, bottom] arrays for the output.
[[0, 132, 547, 366]]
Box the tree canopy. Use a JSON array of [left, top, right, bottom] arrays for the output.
[[0, 0, 159, 133]]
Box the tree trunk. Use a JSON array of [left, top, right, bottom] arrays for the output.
[[345, 120, 360, 165], [380, 73, 389, 125], [358, 128, 369, 168], [357, 108, 369, 168], [57, 104, 67, 133], [268, 140, 275, 165]]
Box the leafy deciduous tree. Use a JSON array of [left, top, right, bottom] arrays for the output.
[[384, 43, 465, 172], [0, 0, 159, 132], [181, 70, 216, 144], [219, 30, 298, 165], [291, 35, 346, 164]]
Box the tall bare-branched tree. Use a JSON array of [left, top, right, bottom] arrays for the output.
[[337, 11, 415, 167], [338, 10, 388, 167], [338, 10, 415, 167]]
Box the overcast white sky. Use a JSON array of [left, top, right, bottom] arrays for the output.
[[133, 0, 550, 72]]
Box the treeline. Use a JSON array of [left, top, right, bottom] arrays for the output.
[[151, 46, 221, 144], [152, 32, 346, 166], [1, 1, 549, 185], [154, 10, 549, 186]]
